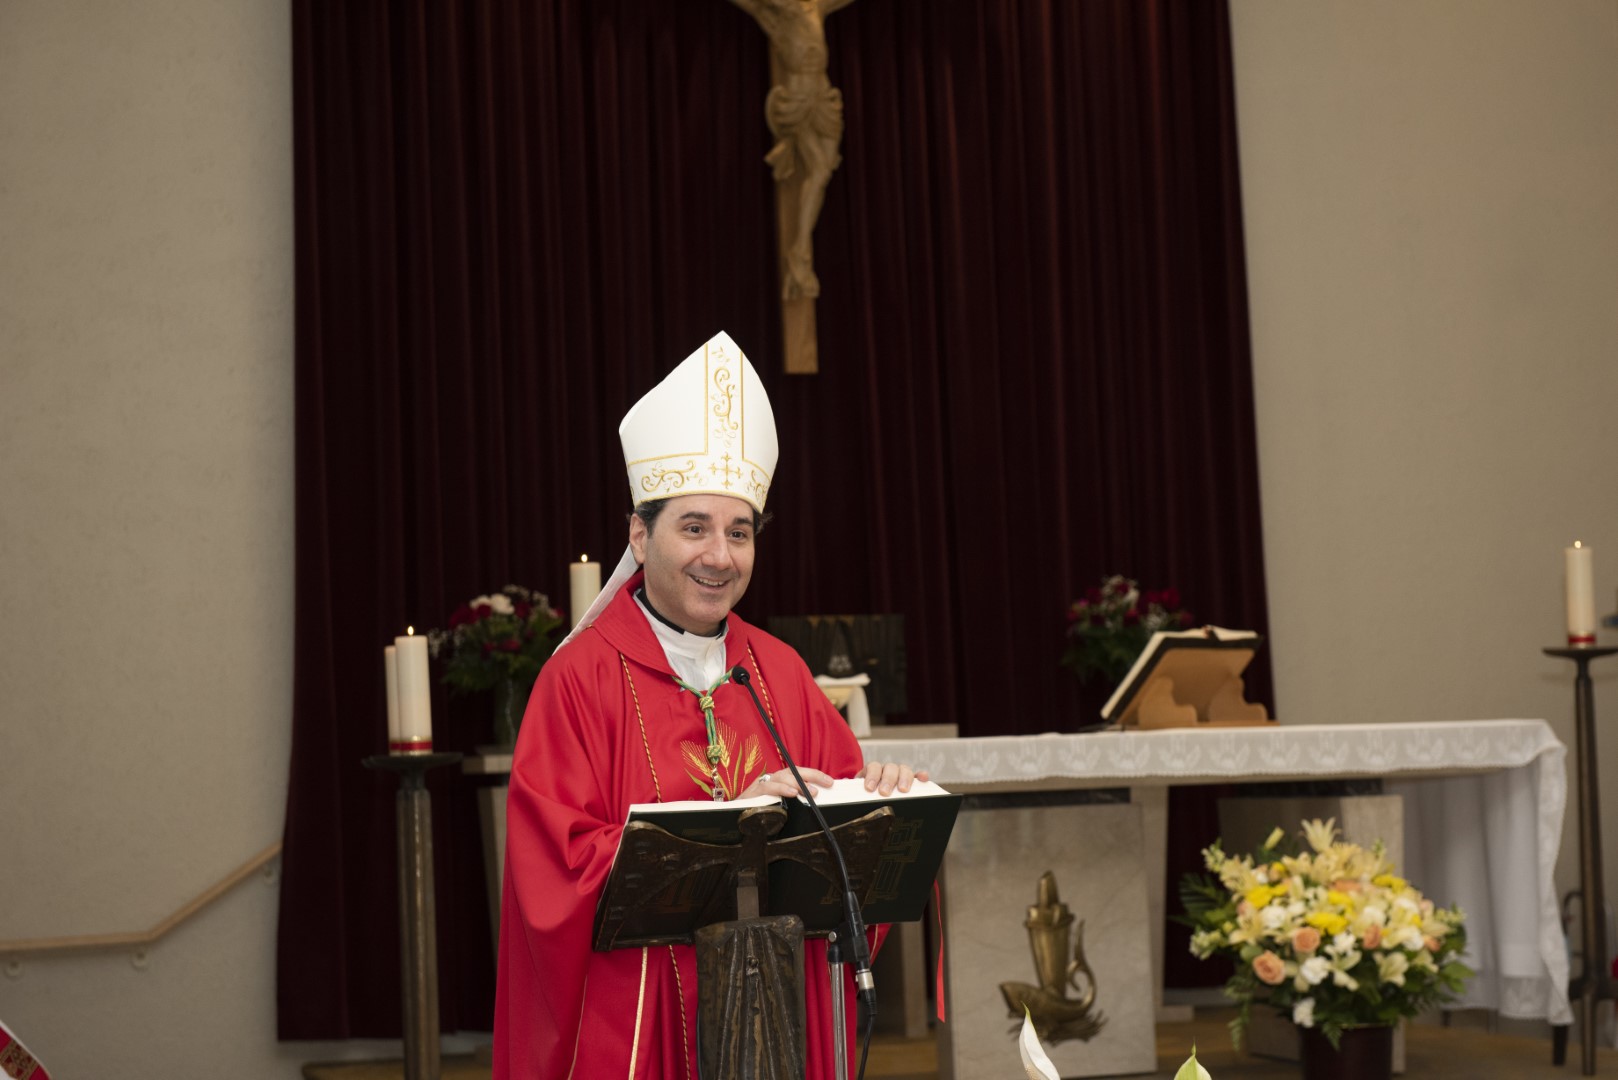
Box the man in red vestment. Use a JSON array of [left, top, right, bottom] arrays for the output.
[[494, 332, 923, 1079]]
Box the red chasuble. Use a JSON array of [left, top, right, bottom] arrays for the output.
[[494, 573, 877, 1079]]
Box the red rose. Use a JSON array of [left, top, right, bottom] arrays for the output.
[[1123, 609, 1141, 626], [514, 601, 532, 618], [472, 602, 494, 621], [1161, 587, 1181, 610], [500, 637, 522, 652], [448, 604, 475, 628]]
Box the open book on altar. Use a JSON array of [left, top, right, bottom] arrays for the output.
[[593, 779, 962, 950], [1101, 625, 1273, 729]]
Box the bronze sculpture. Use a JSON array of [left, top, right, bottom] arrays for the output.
[[999, 871, 1106, 1044]]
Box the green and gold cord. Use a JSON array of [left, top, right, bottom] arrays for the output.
[[674, 670, 733, 800]]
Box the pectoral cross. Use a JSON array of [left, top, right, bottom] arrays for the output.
[[727, 0, 857, 374]]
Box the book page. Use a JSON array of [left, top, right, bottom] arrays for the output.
[[627, 793, 778, 816], [800, 776, 954, 805]]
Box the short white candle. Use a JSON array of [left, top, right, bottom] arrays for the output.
[[1566, 542, 1597, 645], [394, 629, 433, 752], [383, 644, 402, 750], [570, 555, 602, 629]]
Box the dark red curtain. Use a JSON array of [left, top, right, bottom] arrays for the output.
[[280, 0, 1267, 1037]]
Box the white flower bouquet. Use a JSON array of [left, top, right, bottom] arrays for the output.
[[1180, 818, 1472, 1048]]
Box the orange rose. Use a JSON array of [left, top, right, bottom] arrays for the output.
[[1332, 879, 1363, 894], [1252, 951, 1287, 985], [1291, 927, 1322, 955], [1362, 925, 1383, 949], [1425, 935, 1442, 952]]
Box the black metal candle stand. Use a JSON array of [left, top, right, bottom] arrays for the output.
[[363, 752, 464, 1080], [1545, 646, 1618, 1075]]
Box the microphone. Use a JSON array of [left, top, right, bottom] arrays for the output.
[[730, 665, 878, 1017]]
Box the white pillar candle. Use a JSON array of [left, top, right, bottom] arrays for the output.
[[1566, 542, 1597, 646], [383, 644, 402, 751], [393, 629, 433, 753], [570, 555, 602, 629]]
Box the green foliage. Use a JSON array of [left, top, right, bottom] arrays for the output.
[[426, 584, 565, 694], [1061, 574, 1193, 685]]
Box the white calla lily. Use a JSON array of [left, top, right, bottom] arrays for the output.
[[1019, 1008, 1061, 1080], [1173, 1044, 1213, 1080]]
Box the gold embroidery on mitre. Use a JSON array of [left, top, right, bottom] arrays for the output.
[[681, 718, 765, 799], [708, 452, 742, 490], [743, 467, 770, 506], [711, 365, 740, 435], [640, 460, 700, 495]]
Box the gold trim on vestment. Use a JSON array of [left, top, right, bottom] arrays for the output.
[[622, 654, 663, 801], [670, 944, 693, 1080], [565, 973, 589, 1080], [628, 947, 649, 1079]]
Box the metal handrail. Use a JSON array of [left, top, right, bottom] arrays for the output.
[[0, 840, 282, 957]]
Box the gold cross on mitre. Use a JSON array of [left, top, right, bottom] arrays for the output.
[[726, 0, 856, 374]]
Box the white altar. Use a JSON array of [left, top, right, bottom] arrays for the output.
[[467, 717, 1570, 1076], [858, 718, 1572, 1027]]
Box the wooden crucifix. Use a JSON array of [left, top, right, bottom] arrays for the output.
[[727, 0, 856, 374]]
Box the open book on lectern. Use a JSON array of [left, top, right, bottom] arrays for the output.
[[592, 778, 961, 951], [1101, 625, 1272, 729]]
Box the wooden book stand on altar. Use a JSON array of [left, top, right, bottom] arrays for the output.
[[593, 804, 897, 1080], [1102, 627, 1275, 730]]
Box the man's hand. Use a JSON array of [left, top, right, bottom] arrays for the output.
[[859, 760, 929, 796], [741, 766, 834, 800]]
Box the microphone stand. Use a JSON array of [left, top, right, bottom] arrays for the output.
[[732, 665, 875, 1080], [826, 931, 848, 1080]]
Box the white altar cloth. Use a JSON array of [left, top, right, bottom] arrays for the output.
[[859, 718, 1571, 1025]]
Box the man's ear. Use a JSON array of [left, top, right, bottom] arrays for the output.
[[628, 511, 648, 564]]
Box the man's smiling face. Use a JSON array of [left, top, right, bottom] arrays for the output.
[[628, 493, 757, 635]]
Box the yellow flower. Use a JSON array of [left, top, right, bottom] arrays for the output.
[[1245, 884, 1284, 908], [1373, 873, 1407, 890], [1302, 818, 1339, 853], [1306, 911, 1348, 936], [1264, 826, 1286, 850]]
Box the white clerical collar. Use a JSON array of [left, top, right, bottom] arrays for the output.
[[634, 589, 730, 690]]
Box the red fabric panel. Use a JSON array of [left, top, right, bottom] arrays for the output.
[[282, 0, 1264, 1037]]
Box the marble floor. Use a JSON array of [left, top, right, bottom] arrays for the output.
[[868, 1010, 1618, 1079], [302, 1010, 1618, 1079]]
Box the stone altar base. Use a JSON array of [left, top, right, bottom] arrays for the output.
[[939, 800, 1157, 1079]]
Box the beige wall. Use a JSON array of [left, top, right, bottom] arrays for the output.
[[1231, 0, 1618, 895], [0, 2, 364, 1075], [1, 1, 1615, 1074]]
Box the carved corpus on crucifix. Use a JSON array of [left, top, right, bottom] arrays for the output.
[[728, 0, 855, 374]]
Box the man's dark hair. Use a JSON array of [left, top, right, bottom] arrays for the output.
[[632, 498, 770, 536]]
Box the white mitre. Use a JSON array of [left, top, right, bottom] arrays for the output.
[[620, 329, 777, 512], [560, 331, 777, 647]]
